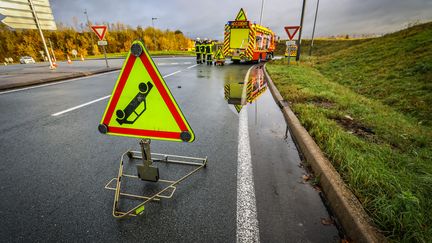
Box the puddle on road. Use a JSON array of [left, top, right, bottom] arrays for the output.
[[196, 66, 213, 79], [223, 65, 267, 114]]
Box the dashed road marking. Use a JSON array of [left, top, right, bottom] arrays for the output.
[[50, 64, 198, 117], [51, 95, 111, 117]]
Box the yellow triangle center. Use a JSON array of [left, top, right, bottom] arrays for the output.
[[235, 8, 247, 21]]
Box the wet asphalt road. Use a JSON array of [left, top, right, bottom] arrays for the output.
[[0, 57, 339, 242]]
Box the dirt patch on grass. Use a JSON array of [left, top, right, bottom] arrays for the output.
[[311, 100, 335, 109], [308, 97, 335, 109], [333, 116, 376, 141]]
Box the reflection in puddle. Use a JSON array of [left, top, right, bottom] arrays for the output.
[[224, 65, 267, 113], [196, 66, 213, 79]]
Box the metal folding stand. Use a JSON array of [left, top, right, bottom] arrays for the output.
[[104, 139, 207, 219]]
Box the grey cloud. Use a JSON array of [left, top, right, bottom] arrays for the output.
[[51, 0, 432, 39]]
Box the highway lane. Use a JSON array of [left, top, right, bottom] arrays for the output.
[[0, 57, 195, 90], [0, 57, 195, 73], [0, 57, 339, 242]]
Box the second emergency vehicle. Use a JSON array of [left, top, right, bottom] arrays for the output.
[[223, 8, 276, 63]]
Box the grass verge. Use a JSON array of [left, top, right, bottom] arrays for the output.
[[315, 22, 432, 126], [266, 60, 432, 242]]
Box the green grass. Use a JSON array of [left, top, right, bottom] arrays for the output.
[[85, 52, 128, 59], [266, 22, 432, 242], [84, 50, 194, 59], [314, 22, 432, 126], [275, 38, 370, 56], [302, 38, 371, 57]]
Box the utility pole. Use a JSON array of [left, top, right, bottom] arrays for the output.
[[309, 0, 320, 56], [296, 0, 307, 61], [259, 0, 265, 25], [84, 9, 95, 53], [152, 17, 158, 51]]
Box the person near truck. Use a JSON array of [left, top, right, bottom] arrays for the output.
[[206, 40, 213, 65], [195, 38, 203, 64], [200, 38, 207, 64]]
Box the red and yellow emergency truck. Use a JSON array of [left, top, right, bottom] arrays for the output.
[[223, 8, 276, 63]]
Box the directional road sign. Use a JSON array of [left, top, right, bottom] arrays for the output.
[[91, 25, 107, 41], [98, 40, 195, 142], [0, 0, 57, 30], [284, 26, 300, 40], [286, 40, 296, 46], [97, 40, 107, 46]]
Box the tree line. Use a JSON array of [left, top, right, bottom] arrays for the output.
[[0, 22, 192, 62]]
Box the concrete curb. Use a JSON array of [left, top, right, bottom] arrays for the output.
[[263, 64, 385, 243], [0, 67, 120, 91]]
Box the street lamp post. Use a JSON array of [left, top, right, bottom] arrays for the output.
[[84, 9, 95, 53], [152, 17, 158, 51], [296, 0, 307, 61], [259, 0, 265, 25], [309, 0, 320, 56]]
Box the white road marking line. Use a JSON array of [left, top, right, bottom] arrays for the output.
[[156, 62, 191, 66], [51, 95, 111, 117], [237, 108, 260, 243], [50, 69, 185, 117], [236, 65, 260, 243], [0, 70, 120, 95], [186, 64, 198, 69], [163, 70, 181, 77]]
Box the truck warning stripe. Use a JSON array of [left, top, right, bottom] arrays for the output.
[[246, 29, 255, 58], [223, 25, 231, 56]]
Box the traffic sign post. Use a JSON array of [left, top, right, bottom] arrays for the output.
[[99, 40, 207, 219], [90, 25, 107, 40], [0, 0, 57, 69], [284, 26, 300, 40], [285, 40, 298, 65], [91, 25, 109, 68], [284, 26, 300, 65]]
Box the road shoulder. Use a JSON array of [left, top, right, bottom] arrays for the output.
[[263, 63, 385, 243]]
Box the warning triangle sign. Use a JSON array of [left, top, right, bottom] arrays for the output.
[[98, 40, 195, 142], [235, 8, 247, 21], [215, 48, 224, 59], [91, 25, 108, 41], [284, 26, 300, 40]]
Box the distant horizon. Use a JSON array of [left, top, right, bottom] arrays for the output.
[[48, 18, 431, 40]]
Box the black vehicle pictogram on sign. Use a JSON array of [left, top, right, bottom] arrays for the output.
[[116, 81, 153, 125]]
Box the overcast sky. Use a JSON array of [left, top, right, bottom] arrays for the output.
[[51, 0, 432, 40]]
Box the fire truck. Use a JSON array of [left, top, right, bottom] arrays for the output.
[[223, 8, 276, 63]]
